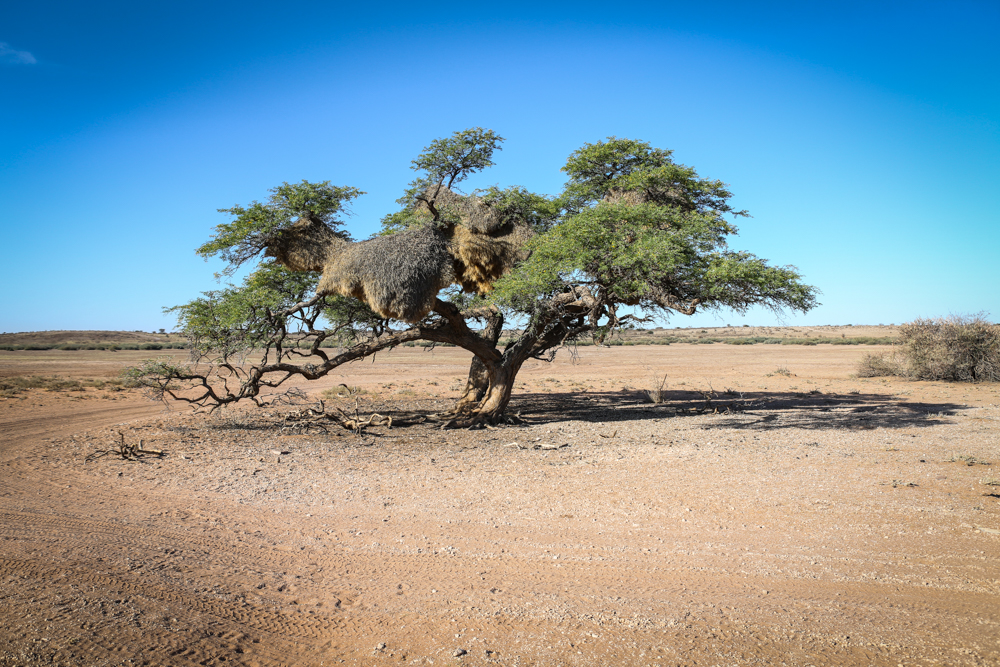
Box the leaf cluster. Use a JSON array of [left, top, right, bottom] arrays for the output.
[[167, 263, 313, 360], [396, 128, 505, 223], [411, 127, 504, 190], [198, 180, 363, 274], [476, 185, 560, 234]]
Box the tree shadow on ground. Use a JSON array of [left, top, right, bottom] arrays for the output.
[[508, 388, 966, 432]]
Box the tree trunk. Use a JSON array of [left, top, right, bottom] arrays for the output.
[[473, 362, 519, 421], [455, 308, 504, 409], [445, 360, 520, 427]]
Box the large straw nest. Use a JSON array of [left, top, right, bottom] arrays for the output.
[[416, 187, 533, 293], [264, 215, 342, 272], [269, 187, 533, 322], [449, 222, 532, 294], [317, 225, 455, 323]]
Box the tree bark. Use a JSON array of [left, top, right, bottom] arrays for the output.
[[445, 357, 522, 427], [455, 308, 504, 409]]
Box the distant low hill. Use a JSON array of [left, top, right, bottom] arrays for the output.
[[0, 330, 187, 350]]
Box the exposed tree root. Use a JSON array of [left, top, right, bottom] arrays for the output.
[[280, 399, 426, 435], [438, 409, 525, 430]]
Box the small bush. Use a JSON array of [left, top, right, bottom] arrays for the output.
[[900, 315, 999, 381], [856, 351, 905, 377], [646, 373, 668, 404], [855, 314, 999, 381]]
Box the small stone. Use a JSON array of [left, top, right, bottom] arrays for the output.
[[376, 642, 386, 650], [453, 648, 467, 657]]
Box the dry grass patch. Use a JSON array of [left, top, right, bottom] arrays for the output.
[[0, 375, 126, 397]]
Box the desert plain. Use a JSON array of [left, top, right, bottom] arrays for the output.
[[1, 327, 998, 666]]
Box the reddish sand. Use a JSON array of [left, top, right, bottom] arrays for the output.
[[1, 344, 998, 666]]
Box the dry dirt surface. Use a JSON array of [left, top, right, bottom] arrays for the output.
[[1, 342, 999, 666]]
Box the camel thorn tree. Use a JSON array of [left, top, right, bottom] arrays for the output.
[[124, 128, 818, 427]]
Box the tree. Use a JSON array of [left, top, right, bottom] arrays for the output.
[[126, 129, 818, 427]]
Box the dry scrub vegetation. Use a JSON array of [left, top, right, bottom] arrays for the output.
[[858, 315, 1000, 382], [0, 375, 126, 398]]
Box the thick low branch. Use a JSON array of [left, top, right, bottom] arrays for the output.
[[147, 297, 510, 410]]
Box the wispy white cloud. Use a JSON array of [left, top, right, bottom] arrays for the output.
[[0, 42, 37, 65]]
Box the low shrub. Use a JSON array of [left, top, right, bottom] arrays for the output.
[[855, 314, 999, 381], [901, 315, 999, 381], [646, 373, 668, 403], [856, 351, 905, 377]]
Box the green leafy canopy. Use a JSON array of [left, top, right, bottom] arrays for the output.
[[395, 127, 505, 221], [179, 131, 817, 342], [489, 137, 817, 317], [198, 181, 364, 274], [166, 263, 320, 359]]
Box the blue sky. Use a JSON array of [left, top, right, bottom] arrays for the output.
[[1, 1, 997, 332]]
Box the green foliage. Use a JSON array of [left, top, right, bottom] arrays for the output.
[[198, 180, 363, 274], [378, 208, 431, 234], [395, 128, 505, 222], [491, 195, 816, 317], [701, 252, 817, 314], [168, 263, 385, 360], [410, 127, 504, 190], [495, 134, 813, 319], [477, 186, 560, 234], [560, 137, 745, 218], [119, 358, 192, 400], [490, 136, 816, 317], [561, 137, 675, 210], [168, 263, 320, 359], [318, 291, 388, 344]]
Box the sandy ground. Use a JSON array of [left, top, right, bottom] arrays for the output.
[[1, 344, 998, 666]]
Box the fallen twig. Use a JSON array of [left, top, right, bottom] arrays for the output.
[[86, 431, 164, 463]]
